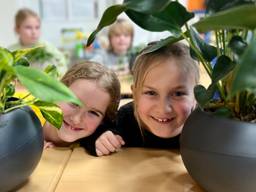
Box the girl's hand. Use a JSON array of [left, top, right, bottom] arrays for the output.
[[95, 131, 125, 156], [44, 140, 55, 149]]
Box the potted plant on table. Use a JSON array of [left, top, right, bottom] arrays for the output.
[[0, 47, 81, 192], [86, 0, 256, 191]]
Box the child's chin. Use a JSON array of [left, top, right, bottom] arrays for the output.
[[58, 132, 77, 143], [152, 130, 174, 138]]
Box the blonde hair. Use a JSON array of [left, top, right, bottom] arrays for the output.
[[61, 61, 121, 121], [132, 42, 200, 128], [108, 18, 134, 51], [15, 8, 40, 29]]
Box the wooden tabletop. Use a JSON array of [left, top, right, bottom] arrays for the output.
[[17, 148, 72, 192], [19, 147, 203, 192]]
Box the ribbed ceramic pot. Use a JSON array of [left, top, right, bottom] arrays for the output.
[[0, 106, 43, 192], [180, 108, 256, 192]]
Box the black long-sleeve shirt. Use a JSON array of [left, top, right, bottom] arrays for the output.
[[81, 102, 180, 155]]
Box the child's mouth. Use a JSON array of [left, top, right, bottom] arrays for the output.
[[152, 116, 173, 124], [63, 120, 83, 131]]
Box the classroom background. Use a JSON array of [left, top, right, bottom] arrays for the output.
[[0, 0, 193, 60]]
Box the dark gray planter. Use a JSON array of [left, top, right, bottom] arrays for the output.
[[180, 108, 256, 192], [0, 106, 44, 192]]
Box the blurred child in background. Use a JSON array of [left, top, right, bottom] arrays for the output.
[[8, 8, 67, 77], [91, 18, 134, 76]]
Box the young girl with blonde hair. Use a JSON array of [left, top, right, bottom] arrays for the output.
[[92, 41, 200, 156]]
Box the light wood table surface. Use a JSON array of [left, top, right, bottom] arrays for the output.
[[17, 148, 72, 192], [19, 147, 204, 192], [55, 148, 203, 192]]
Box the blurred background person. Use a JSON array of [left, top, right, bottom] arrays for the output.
[[8, 8, 68, 77], [90, 18, 135, 76]]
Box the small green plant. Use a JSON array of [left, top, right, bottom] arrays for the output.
[[87, 0, 256, 122], [0, 47, 81, 128]]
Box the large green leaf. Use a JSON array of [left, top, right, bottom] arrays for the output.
[[123, 0, 170, 14], [12, 47, 41, 63], [87, 4, 127, 46], [0, 47, 14, 71], [189, 27, 217, 62], [141, 35, 183, 55], [0, 48, 15, 87], [194, 5, 256, 32], [87, 1, 193, 45], [125, 2, 193, 36], [206, 0, 255, 13], [228, 35, 248, 56], [194, 84, 217, 108], [15, 66, 82, 105], [212, 55, 235, 83], [231, 38, 256, 95], [34, 100, 63, 129]]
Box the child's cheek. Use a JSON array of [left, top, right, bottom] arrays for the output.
[[181, 102, 195, 120]]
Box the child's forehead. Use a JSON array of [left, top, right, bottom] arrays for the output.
[[22, 16, 40, 24], [112, 30, 130, 36], [143, 59, 192, 80]]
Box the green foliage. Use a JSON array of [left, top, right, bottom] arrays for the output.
[[0, 47, 81, 128], [87, 0, 256, 122]]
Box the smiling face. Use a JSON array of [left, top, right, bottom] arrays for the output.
[[56, 79, 111, 142], [135, 59, 196, 138], [16, 16, 41, 46]]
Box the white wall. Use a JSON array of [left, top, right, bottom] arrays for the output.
[[0, 0, 19, 47]]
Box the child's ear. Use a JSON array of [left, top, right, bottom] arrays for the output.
[[192, 99, 197, 111], [130, 84, 134, 92], [131, 84, 135, 97], [15, 27, 19, 34]]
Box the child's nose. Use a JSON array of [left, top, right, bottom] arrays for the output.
[[159, 98, 172, 113], [71, 111, 84, 125]]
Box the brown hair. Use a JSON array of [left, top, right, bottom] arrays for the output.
[[15, 8, 40, 30], [61, 61, 121, 121], [132, 41, 200, 127], [108, 18, 134, 51]]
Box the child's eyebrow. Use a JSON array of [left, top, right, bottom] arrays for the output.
[[143, 84, 187, 90], [142, 85, 155, 89]]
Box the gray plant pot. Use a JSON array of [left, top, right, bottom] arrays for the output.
[[0, 106, 44, 192], [180, 108, 256, 192]]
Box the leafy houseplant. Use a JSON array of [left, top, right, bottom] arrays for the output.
[[0, 47, 81, 191], [87, 0, 256, 191]]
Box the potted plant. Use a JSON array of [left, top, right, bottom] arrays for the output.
[[86, 0, 256, 191], [0, 47, 81, 191]]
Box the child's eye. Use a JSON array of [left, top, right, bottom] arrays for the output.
[[88, 110, 100, 117], [143, 90, 157, 96], [69, 102, 79, 108], [172, 91, 186, 97]]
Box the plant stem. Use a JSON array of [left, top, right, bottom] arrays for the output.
[[215, 31, 220, 56], [221, 30, 226, 55], [4, 99, 37, 113], [0, 72, 8, 98], [183, 24, 212, 77]]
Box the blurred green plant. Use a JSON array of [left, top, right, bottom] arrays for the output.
[[0, 47, 81, 128]]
